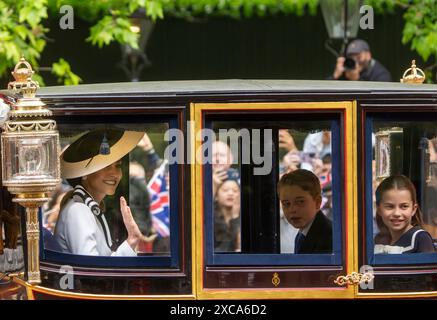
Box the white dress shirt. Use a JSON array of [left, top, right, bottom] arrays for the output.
[[280, 212, 299, 253]]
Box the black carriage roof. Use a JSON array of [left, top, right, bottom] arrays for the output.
[[31, 79, 437, 97], [2, 79, 437, 102]]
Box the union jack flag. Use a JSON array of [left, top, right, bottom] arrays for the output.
[[319, 172, 332, 189], [147, 160, 170, 237]]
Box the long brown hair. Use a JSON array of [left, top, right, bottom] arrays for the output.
[[375, 175, 423, 244]]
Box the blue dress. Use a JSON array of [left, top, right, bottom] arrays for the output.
[[375, 226, 436, 254]]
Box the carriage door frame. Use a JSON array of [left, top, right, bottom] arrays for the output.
[[191, 101, 359, 299]]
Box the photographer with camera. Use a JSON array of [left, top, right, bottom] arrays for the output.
[[331, 39, 391, 82]]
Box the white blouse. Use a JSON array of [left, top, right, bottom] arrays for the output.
[[54, 200, 136, 257]]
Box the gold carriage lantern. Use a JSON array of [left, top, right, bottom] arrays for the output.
[[1, 58, 61, 284]]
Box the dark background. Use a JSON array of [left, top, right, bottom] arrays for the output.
[[4, 9, 420, 86]]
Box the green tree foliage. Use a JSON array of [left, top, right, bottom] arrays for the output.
[[52, 58, 82, 85], [401, 0, 437, 82], [367, 0, 436, 82], [0, 0, 81, 85], [0, 0, 47, 79], [0, 0, 436, 85]]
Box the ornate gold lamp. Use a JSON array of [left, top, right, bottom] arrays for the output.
[[401, 60, 426, 84], [1, 58, 61, 284]]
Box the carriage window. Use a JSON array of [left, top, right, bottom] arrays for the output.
[[41, 122, 173, 261], [278, 129, 333, 254], [206, 116, 342, 265], [369, 119, 437, 262]]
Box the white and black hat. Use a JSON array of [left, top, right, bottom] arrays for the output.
[[61, 129, 144, 179]]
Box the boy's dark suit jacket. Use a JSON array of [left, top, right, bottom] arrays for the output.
[[297, 211, 332, 254]]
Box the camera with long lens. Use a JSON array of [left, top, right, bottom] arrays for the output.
[[343, 57, 356, 71]]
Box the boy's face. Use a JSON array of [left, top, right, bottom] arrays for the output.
[[279, 185, 321, 229]]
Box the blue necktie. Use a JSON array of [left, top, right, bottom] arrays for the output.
[[294, 232, 306, 254]]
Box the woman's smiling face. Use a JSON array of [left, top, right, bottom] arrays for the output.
[[83, 160, 122, 202], [377, 188, 417, 236]]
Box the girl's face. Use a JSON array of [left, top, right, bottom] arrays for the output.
[[377, 188, 417, 235], [216, 180, 240, 209], [84, 160, 122, 202]]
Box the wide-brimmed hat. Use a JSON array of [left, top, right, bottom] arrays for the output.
[[61, 129, 144, 179]]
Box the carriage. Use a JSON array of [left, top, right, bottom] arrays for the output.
[[1, 61, 437, 300]]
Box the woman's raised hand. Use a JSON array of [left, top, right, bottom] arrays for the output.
[[120, 196, 144, 250]]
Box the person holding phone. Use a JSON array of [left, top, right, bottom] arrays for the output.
[[212, 140, 237, 197]]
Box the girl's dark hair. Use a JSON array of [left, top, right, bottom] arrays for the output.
[[375, 175, 423, 244]]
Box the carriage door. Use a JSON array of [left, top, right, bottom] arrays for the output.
[[192, 101, 357, 299], [359, 103, 437, 298]]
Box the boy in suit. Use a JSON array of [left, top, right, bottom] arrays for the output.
[[278, 169, 332, 254]]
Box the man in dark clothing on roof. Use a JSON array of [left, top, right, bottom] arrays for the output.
[[330, 39, 392, 82]]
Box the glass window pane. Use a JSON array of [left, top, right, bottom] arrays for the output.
[[371, 121, 437, 256], [209, 119, 335, 257], [279, 129, 333, 254]]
